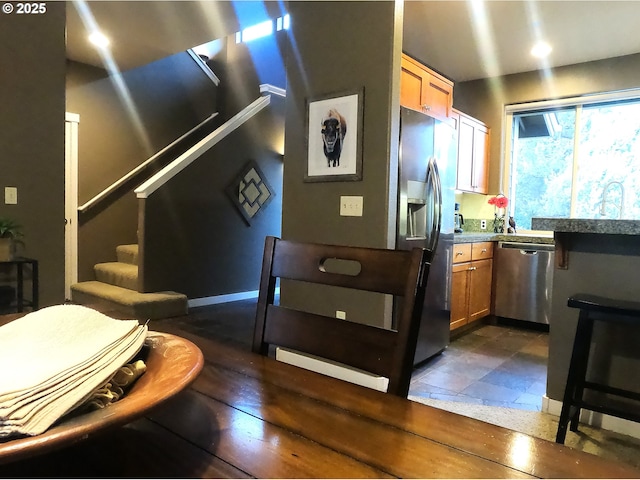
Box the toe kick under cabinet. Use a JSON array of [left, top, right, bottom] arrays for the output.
[[450, 242, 493, 331]]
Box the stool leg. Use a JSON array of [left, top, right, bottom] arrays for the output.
[[556, 310, 594, 444], [569, 314, 594, 433]]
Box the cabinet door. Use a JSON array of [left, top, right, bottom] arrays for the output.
[[471, 241, 493, 261], [472, 124, 490, 194], [450, 262, 470, 330], [468, 258, 493, 322], [400, 57, 425, 113], [456, 117, 475, 192], [400, 54, 453, 122], [423, 73, 453, 122], [456, 115, 490, 194], [453, 243, 472, 263]]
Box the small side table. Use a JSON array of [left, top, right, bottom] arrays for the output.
[[0, 257, 38, 313]]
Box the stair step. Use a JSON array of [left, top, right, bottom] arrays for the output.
[[94, 262, 138, 290], [70, 281, 188, 320], [116, 244, 139, 265]]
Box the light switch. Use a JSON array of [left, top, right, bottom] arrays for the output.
[[340, 196, 363, 217], [4, 187, 17, 205]]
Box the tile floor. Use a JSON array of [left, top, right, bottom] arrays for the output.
[[409, 323, 550, 411]]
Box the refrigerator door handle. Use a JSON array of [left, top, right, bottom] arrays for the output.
[[427, 157, 443, 256], [444, 245, 452, 306]]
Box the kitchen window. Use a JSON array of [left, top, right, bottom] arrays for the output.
[[504, 90, 640, 229]]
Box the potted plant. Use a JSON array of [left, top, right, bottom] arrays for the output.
[[0, 217, 24, 261]]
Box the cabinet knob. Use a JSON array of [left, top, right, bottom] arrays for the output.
[[481, 248, 487, 253], [455, 252, 463, 256], [468, 266, 477, 271], [421, 104, 432, 111]]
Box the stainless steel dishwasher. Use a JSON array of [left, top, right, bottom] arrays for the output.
[[494, 241, 555, 324]]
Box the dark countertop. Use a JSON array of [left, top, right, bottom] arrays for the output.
[[454, 232, 554, 244], [531, 218, 640, 235]]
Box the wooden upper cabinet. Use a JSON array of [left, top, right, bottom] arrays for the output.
[[400, 54, 453, 122], [455, 110, 490, 194], [456, 117, 475, 192], [472, 123, 490, 193]]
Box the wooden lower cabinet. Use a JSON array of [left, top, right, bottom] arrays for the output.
[[450, 262, 471, 330], [450, 242, 494, 331], [467, 258, 493, 322]]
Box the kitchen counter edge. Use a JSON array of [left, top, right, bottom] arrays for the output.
[[531, 218, 640, 235], [453, 232, 554, 244]]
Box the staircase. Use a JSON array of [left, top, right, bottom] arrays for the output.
[[70, 244, 188, 320]]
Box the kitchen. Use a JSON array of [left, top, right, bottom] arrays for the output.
[[398, 1, 640, 444]]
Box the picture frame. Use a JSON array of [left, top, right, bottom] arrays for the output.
[[304, 88, 364, 182]]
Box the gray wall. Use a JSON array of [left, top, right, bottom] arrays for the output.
[[454, 53, 640, 194], [141, 105, 284, 297], [547, 235, 640, 407], [222, 26, 287, 118], [281, 1, 402, 326], [66, 53, 218, 282], [0, 3, 66, 307]]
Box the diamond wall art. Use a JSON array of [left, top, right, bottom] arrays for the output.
[[226, 161, 274, 225]]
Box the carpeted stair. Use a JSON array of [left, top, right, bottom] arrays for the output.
[[70, 244, 188, 320]]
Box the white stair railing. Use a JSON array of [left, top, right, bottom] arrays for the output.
[[78, 112, 219, 213], [79, 83, 285, 210], [260, 84, 286, 97], [187, 49, 220, 86], [135, 91, 275, 199]]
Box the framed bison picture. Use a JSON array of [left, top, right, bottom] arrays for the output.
[[304, 88, 364, 182]]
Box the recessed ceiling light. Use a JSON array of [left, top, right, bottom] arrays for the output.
[[531, 41, 552, 58], [89, 31, 110, 49]]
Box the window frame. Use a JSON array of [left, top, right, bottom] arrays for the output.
[[502, 88, 640, 227]]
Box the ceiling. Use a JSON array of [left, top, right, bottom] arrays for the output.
[[66, 1, 640, 82], [66, 1, 285, 72], [403, 1, 640, 82]]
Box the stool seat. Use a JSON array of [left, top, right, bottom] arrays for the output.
[[568, 293, 640, 319], [556, 293, 640, 444]]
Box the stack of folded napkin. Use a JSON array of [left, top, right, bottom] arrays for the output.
[[0, 304, 147, 438]]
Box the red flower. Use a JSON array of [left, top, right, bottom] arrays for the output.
[[488, 195, 508, 209]]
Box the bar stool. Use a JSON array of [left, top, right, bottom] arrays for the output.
[[556, 293, 640, 444]]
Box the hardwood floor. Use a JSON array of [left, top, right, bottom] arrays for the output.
[[151, 299, 640, 472], [3, 301, 640, 475]]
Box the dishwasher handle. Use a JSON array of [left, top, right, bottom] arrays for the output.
[[520, 250, 539, 255], [498, 241, 555, 252]]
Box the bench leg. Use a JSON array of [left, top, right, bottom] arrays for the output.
[[556, 311, 594, 444]]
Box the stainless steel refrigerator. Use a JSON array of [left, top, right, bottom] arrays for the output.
[[397, 106, 457, 365]]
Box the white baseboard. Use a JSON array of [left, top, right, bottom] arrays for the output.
[[542, 395, 640, 440], [275, 347, 389, 393], [187, 287, 280, 308], [188, 290, 258, 307]]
